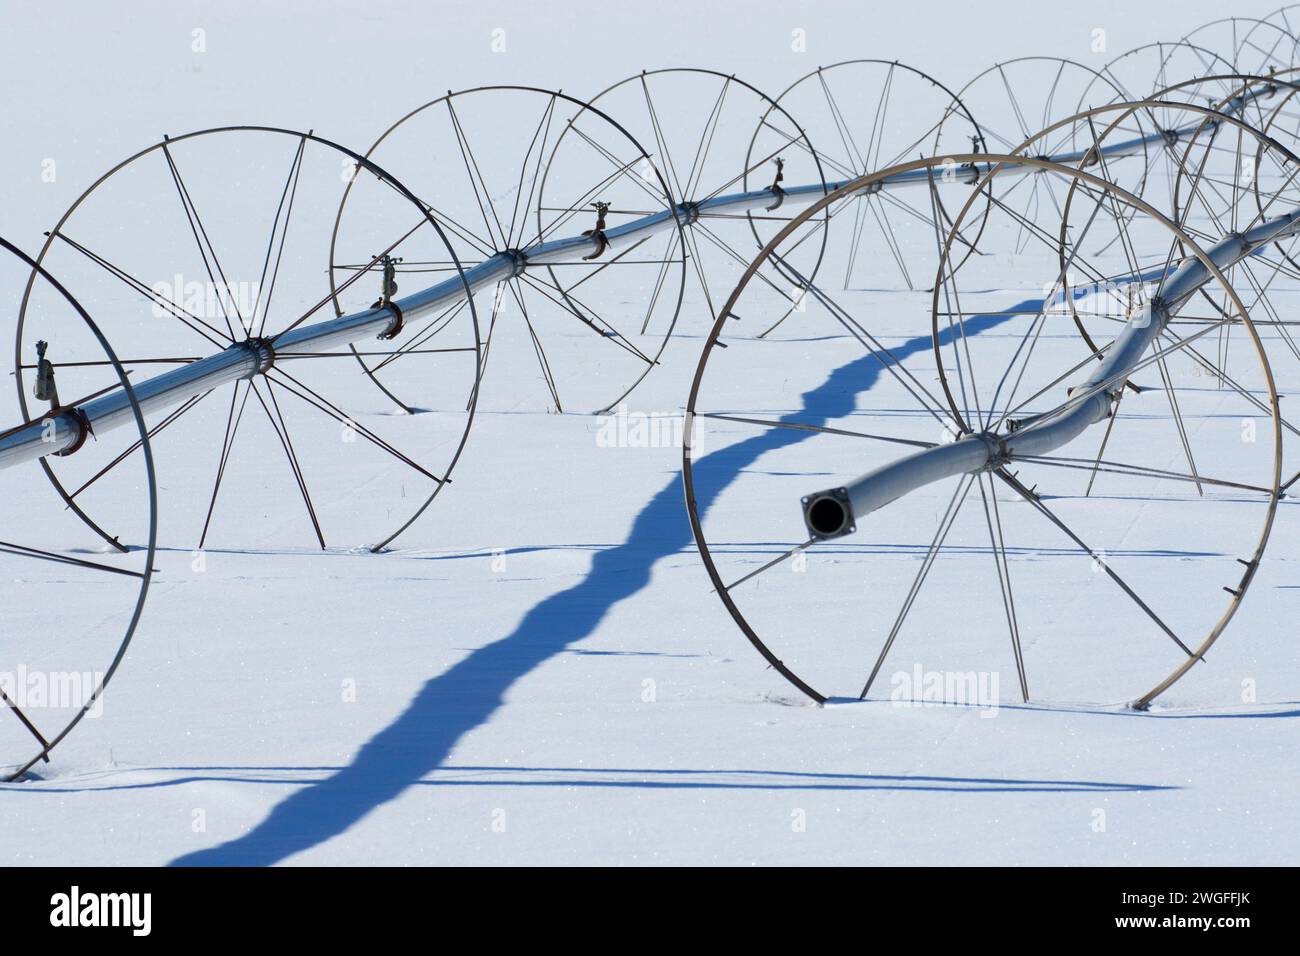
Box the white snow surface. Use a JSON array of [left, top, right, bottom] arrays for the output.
[[0, 0, 1297, 865]]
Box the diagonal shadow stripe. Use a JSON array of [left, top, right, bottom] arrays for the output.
[[169, 296, 1056, 865]]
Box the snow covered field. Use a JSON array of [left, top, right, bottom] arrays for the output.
[[1, 1, 1297, 865]]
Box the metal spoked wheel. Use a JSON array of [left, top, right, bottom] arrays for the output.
[[1261, 3, 1300, 33], [332, 85, 685, 415], [1, 235, 156, 781], [683, 154, 1281, 709], [946, 57, 1129, 153], [1244, 67, 1300, 177], [1181, 17, 1300, 74], [1096, 41, 1235, 103], [748, 59, 988, 321], [19, 126, 479, 553], [943, 57, 1144, 261], [544, 68, 829, 339]]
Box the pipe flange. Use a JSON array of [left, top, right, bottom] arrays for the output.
[[801, 486, 856, 540]]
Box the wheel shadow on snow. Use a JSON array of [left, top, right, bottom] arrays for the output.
[[8, 764, 1177, 794]]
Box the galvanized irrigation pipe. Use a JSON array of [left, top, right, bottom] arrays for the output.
[[798, 198, 1300, 540], [0, 87, 1276, 471]]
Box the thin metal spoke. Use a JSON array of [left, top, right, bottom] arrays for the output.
[[1081, 130, 1199, 482], [768, 252, 956, 431], [681, 75, 732, 201], [927, 167, 980, 428], [50, 232, 230, 348], [994, 336, 1120, 428], [880, 105, 960, 172], [472, 281, 506, 391], [695, 411, 939, 449], [817, 67, 868, 173], [371, 298, 472, 373], [1241, 154, 1300, 229], [1084, 385, 1123, 498], [556, 235, 656, 298], [267, 367, 446, 483], [865, 62, 897, 171], [445, 97, 508, 250], [1084, 117, 1149, 297], [757, 216, 834, 338], [1020, 452, 1274, 496], [514, 270, 656, 366], [1158, 326, 1300, 441], [507, 278, 563, 411], [160, 138, 245, 338], [252, 133, 308, 338], [683, 225, 719, 321], [17, 356, 201, 369], [859, 474, 976, 699], [984, 188, 1110, 429], [529, 153, 650, 249], [639, 73, 686, 201], [0, 540, 148, 579], [878, 186, 985, 259], [280, 347, 475, 361], [641, 230, 681, 335], [993, 468, 1194, 657], [693, 219, 802, 309], [758, 116, 856, 180], [975, 473, 1028, 701], [274, 217, 427, 342], [983, 188, 1127, 296], [841, 196, 869, 291], [506, 93, 559, 249], [996, 63, 1034, 142], [1153, 349, 1204, 495], [865, 196, 914, 290], [998, 312, 1236, 431], [199, 379, 254, 548], [0, 687, 51, 756], [720, 538, 815, 593], [250, 379, 325, 549], [68, 391, 211, 501], [375, 174, 496, 258], [697, 123, 813, 205], [558, 122, 669, 215]]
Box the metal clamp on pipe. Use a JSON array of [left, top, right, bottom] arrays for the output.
[[241, 336, 277, 376], [372, 254, 406, 340], [41, 405, 92, 457], [581, 201, 611, 260], [764, 157, 786, 211]]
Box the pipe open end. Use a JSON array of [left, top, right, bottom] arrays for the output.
[[802, 488, 855, 540]]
